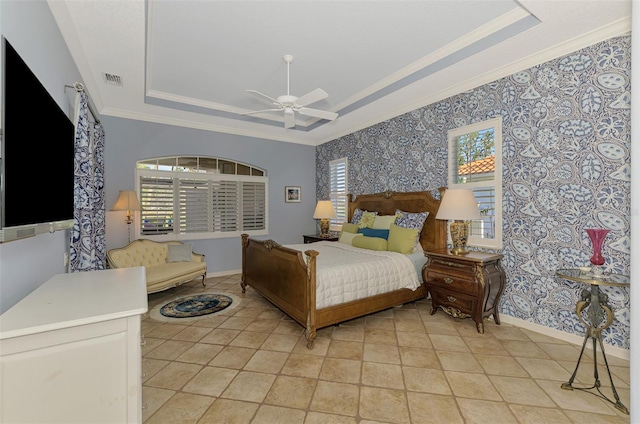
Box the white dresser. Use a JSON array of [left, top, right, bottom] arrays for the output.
[[0, 267, 148, 423]]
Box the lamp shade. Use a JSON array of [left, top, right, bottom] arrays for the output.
[[435, 189, 481, 221], [111, 190, 141, 212], [313, 200, 337, 219]]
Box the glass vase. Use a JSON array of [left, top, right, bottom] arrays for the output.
[[585, 228, 609, 266]]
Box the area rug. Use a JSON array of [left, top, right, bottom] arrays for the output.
[[149, 292, 240, 323]]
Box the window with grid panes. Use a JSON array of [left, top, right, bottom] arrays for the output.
[[329, 158, 348, 230], [136, 157, 267, 241], [447, 117, 502, 249]]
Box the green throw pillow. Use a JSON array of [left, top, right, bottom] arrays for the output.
[[338, 232, 363, 245], [358, 211, 377, 229], [387, 224, 420, 254], [341, 223, 359, 234], [352, 235, 388, 251], [372, 214, 397, 229]]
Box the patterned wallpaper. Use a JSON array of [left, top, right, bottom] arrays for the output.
[[316, 36, 631, 349]]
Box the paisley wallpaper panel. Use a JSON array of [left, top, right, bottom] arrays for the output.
[[316, 36, 631, 349]]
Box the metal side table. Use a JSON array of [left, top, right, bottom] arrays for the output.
[[555, 268, 629, 415]]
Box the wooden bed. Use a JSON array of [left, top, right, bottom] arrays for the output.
[[240, 189, 447, 348]]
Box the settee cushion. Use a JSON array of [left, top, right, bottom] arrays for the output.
[[168, 243, 193, 262]]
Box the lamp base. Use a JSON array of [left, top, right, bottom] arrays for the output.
[[450, 220, 470, 255], [319, 219, 330, 237]]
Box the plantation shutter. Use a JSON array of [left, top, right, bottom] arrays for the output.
[[242, 181, 266, 231], [212, 180, 239, 232], [140, 176, 175, 235], [329, 157, 348, 226], [178, 179, 209, 233]]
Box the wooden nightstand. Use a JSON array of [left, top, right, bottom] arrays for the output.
[[303, 234, 339, 243], [422, 249, 506, 333]]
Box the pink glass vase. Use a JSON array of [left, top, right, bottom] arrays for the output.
[[585, 228, 609, 266]]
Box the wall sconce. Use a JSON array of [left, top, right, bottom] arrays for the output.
[[111, 190, 141, 243], [435, 189, 481, 255], [313, 200, 337, 238]]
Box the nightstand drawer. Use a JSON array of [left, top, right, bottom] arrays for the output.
[[424, 271, 476, 294], [430, 290, 475, 313]]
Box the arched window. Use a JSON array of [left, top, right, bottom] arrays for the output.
[[135, 156, 268, 241]]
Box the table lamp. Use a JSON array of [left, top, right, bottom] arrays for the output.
[[313, 200, 337, 238], [435, 189, 481, 255], [112, 190, 141, 242]]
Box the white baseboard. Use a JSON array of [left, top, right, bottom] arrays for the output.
[[205, 269, 241, 278], [499, 315, 629, 361]]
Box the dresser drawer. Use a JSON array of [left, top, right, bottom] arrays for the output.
[[430, 289, 475, 314], [424, 271, 477, 295]]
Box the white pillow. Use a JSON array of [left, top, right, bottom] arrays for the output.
[[372, 214, 397, 229], [338, 232, 363, 245], [167, 243, 193, 262]]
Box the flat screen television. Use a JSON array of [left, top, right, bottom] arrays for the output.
[[0, 36, 75, 242]]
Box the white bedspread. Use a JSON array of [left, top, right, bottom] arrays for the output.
[[285, 241, 424, 309]]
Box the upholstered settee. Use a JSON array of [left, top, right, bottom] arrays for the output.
[[107, 239, 207, 294]]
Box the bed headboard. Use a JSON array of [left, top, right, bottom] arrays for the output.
[[347, 189, 447, 253]]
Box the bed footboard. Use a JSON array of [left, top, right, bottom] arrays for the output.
[[241, 234, 320, 348]]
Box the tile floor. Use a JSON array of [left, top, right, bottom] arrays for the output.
[[141, 275, 630, 423]]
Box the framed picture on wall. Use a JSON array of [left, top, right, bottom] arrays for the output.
[[285, 186, 301, 203]]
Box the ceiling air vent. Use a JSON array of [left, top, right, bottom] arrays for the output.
[[103, 73, 123, 86]]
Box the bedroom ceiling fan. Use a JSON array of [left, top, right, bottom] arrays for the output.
[[240, 54, 338, 129]]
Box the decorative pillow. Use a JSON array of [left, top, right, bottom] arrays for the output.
[[357, 227, 390, 240], [387, 224, 420, 254], [338, 232, 363, 245], [358, 211, 377, 229], [341, 223, 359, 234], [350, 208, 364, 225], [372, 214, 397, 230], [395, 210, 429, 230], [352, 235, 388, 251], [167, 243, 193, 262]]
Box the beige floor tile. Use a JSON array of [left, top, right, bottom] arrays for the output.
[[272, 320, 306, 335], [563, 409, 630, 423], [359, 386, 410, 423], [304, 411, 357, 424], [243, 350, 289, 373], [399, 346, 440, 369], [243, 318, 281, 333], [464, 336, 509, 355], [486, 325, 531, 341], [521, 328, 570, 344], [475, 354, 529, 377], [145, 323, 189, 339], [535, 379, 619, 415], [145, 361, 202, 391], [264, 375, 317, 409], [406, 392, 464, 424], [364, 328, 398, 345], [429, 334, 470, 352], [436, 350, 484, 373], [220, 371, 276, 403], [516, 357, 573, 381], [457, 398, 518, 424], [181, 366, 238, 397], [145, 339, 195, 361], [198, 328, 240, 345], [501, 340, 551, 359], [489, 375, 556, 407], [227, 330, 269, 348], [231, 307, 264, 319], [175, 343, 223, 365], [281, 353, 325, 378], [402, 366, 451, 395], [331, 326, 365, 342], [197, 398, 259, 424], [363, 343, 401, 364], [142, 358, 170, 382], [252, 405, 306, 424], [327, 339, 364, 360], [393, 307, 421, 321], [217, 316, 253, 330], [365, 315, 396, 330], [508, 405, 572, 424], [320, 357, 361, 383], [455, 320, 490, 337], [189, 314, 229, 328], [256, 308, 286, 320], [141, 337, 165, 355], [444, 371, 502, 401], [396, 331, 432, 348], [293, 336, 331, 356], [537, 342, 583, 361], [261, 333, 299, 352], [144, 392, 213, 424], [208, 346, 256, 369], [309, 381, 360, 416], [141, 386, 174, 422], [362, 362, 404, 389], [171, 325, 213, 342], [422, 320, 460, 335]]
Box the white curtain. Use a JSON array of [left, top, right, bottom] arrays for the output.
[[69, 87, 106, 272]]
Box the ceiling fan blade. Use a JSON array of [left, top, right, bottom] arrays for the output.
[[297, 107, 338, 121], [246, 89, 280, 104], [284, 108, 296, 128], [295, 88, 328, 107], [239, 108, 283, 116]]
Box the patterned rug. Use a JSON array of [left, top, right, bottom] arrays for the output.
[[149, 292, 240, 322]]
